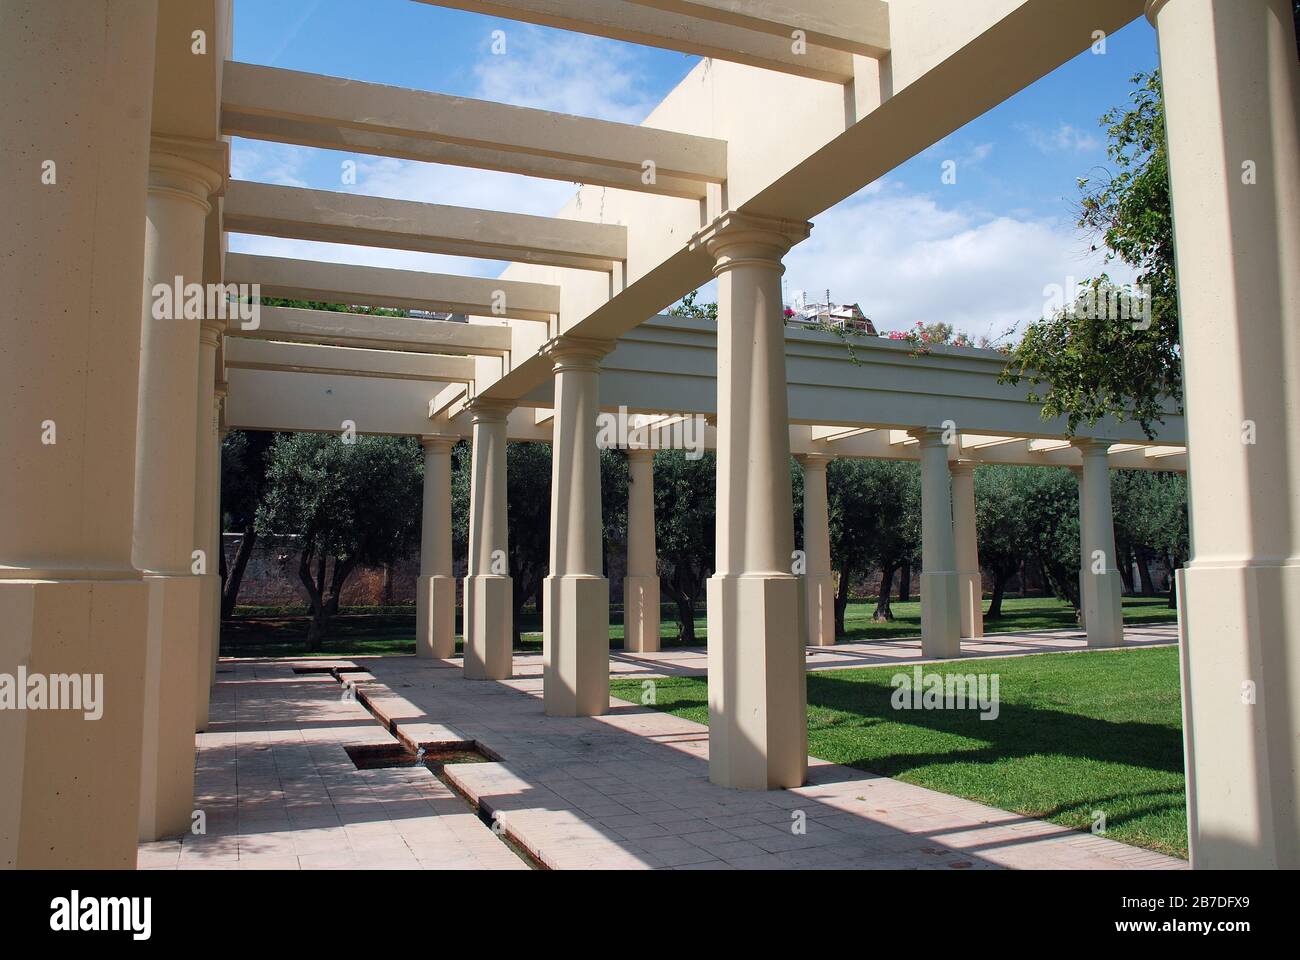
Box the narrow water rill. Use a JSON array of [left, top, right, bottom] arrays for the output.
[[314, 664, 542, 869]]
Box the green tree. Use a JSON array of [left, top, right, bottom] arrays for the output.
[[826, 459, 920, 629], [667, 289, 718, 323], [973, 465, 1030, 619], [505, 442, 551, 643], [653, 450, 716, 642], [219, 429, 273, 618], [255, 433, 423, 650], [1000, 71, 1180, 438]]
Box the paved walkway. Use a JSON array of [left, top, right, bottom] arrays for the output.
[[137, 662, 528, 870], [143, 625, 1186, 870]]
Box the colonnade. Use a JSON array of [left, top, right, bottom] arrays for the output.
[[5, 0, 1296, 872]]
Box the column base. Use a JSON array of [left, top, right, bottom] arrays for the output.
[[138, 574, 200, 842], [805, 573, 837, 646], [957, 571, 984, 639], [707, 573, 807, 790], [543, 575, 610, 716], [195, 572, 219, 732], [0, 576, 148, 868], [1081, 569, 1124, 647], [1179, 561, 1300, 869], [622, 575, 661, 653], [921, 571, 962, 659], [415, 574, 457, 659], [463, 574, 513, 680]]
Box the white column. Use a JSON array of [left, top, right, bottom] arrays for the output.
[[463, 399, 513, 680], [691, 212, 811, 790], [798, 454, 837, 646], [950, 460, 984, 639], [193, 325, 221, 733], [1149, 0, 1300, 868], [913, 429, 961, 658], [623, 448, 661, 653], [0, 0, 157, 869], [416, 437, 457, 659], [211, 397, 227, 685], [134, 137, 225, 842], [541, 337, 612, 716], [1074, 441, 1124, 648]]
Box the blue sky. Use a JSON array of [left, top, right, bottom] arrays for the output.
[[229, 0, 1158, 341]]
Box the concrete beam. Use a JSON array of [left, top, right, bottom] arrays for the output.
[[246, 304, 512, 356], [627, 0, 890, 58], [416, 0, 854, 81], [224, 180, 627, 271], [224, 338, 475, 382], [221, 61, 726, 198], [225, 253, 560, 322]]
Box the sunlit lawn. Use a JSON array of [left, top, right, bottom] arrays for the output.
[[221, 595, 1176, 658], [611, 645, 1188, 858]]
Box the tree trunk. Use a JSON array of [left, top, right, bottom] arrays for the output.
[[325, 557, 357, 616], [898, 561, 911, 602], [660, 574, 697, 643], [220, 526, 257, 620], [873, 564, 897, 621], [987, 569, 1009, 619], [1135, 547, 1157, 596], [833, 563, 852, 636], [1117, 547, 1135, 594], [297, 547, 329, 653], [673, 596, 696, 643]]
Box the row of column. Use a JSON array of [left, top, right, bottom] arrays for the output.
[[2, 0, 228, 867], [415, 232, 1128, 799]]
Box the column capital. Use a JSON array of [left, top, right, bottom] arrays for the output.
[[539, 335, 614, 373], [626, 446, 657, 462], [148, 135, 228, 211], [796, 452, 835, 469], [949, 459, 977, 476], [463, 396, 514, 424], [1071, 438, 1112, 459], [420, 435, 459, 452], [1144, 0, 1172, 25], [908, 427, 950, 449], [689, 210, 813, 273]]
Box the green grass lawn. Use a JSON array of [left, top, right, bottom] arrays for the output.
[[611, 645, 1188, 858], [221, 595, 1176, 659]]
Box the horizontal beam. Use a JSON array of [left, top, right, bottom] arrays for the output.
[[226, 253, 560, 322], [626, 0, 890, 58], [415, 0, 854, 81], [221, 61, 726, 199], [224, 180, 627, 271], [243, 304, 512, 356], [224, 338, 476, 382]]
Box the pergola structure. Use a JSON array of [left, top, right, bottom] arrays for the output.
[[2, 0, 1296, 871]]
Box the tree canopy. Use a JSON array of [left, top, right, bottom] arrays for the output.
[[255, 432, 423, 649], [1000, 71, 1180, 437]]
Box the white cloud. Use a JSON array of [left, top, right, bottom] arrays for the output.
[[1019, 121, 1103, 154], [783, 182, 1135, 344], [472, 27, 661, 123]]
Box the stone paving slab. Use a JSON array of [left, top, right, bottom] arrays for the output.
[[355, 650, 1189, 871], [137, 661, 528, 871]]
